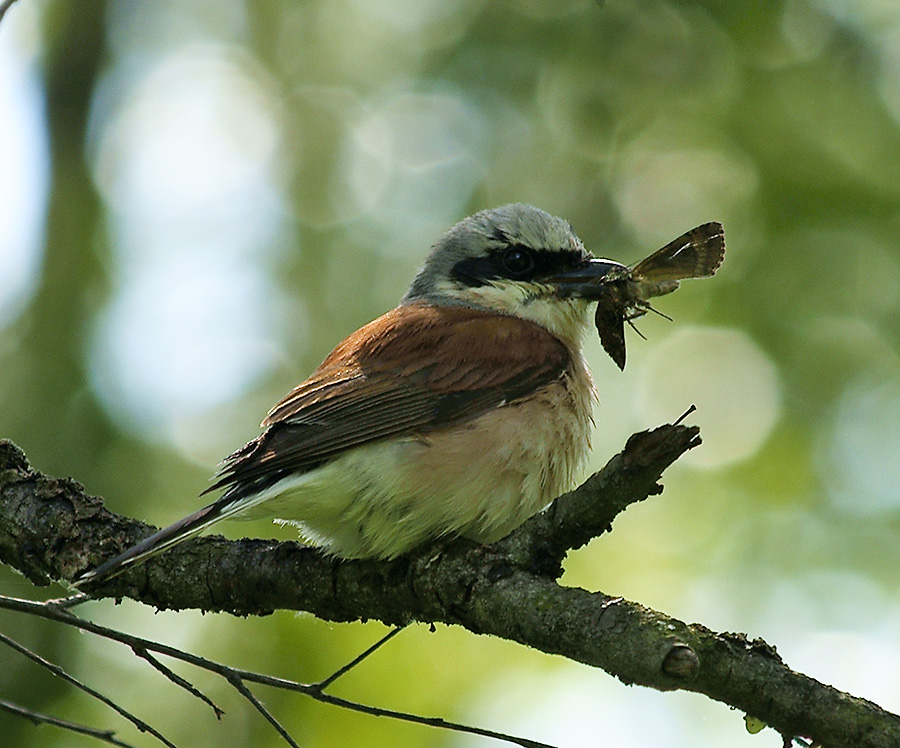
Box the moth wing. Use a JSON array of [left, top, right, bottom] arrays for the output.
[[594, 294, 627, 371], [631, 222, 725, 282]]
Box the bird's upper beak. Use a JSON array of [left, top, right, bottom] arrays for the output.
[[546, 258, 627, 299]]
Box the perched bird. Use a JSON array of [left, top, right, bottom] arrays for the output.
[[77, 204, 627, 584]]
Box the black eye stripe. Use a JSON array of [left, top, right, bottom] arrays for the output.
[[451, 247, 589, 287]]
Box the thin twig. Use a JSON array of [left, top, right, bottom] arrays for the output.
[[227, 666, 553, 748], [0, 631, 178, 748], [223, 673, 301, 748], [0, 594, 553, 748], [314, 626, 405, 690], [0, 0, 20, 27], [130, 644, 224, 719], [288, 687, 553, 748], [44, 592, 93, 610], [672, 403, 697, 426], [0, 698, 136, 748]]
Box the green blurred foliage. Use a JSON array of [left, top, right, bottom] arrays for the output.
[[2, 0, 900, 746]]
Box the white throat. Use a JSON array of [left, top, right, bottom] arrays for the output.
[[423, 279, 593, 350]]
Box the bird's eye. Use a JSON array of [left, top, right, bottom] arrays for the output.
[[502, 247, 535, 277]]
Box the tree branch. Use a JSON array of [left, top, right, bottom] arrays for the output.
[[2, 426, 899, 748]]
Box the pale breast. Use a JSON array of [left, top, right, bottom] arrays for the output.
[[334, 352, 596, 551], [445, 352, 596, 542], [258, 352, 596, 559]]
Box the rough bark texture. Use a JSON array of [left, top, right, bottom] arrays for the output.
[[2, 426, 900, 748]]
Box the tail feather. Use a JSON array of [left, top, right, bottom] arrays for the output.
[[74, 495, 246, 587]]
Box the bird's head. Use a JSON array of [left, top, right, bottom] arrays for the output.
[[402, 204, 624, 347]]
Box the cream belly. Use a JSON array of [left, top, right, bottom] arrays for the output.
[[240, 355, 595, 559]]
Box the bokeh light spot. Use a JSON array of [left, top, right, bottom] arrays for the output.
[[343, 90, 488, 256], [637, 327, 782, 468], [89, 260, 279, 431], [87, 45, 290, 442], [820, 375, 900, 516], [92, 45, 282, 218], [0, 20, 47, 328], [614, 138, 759, 247]]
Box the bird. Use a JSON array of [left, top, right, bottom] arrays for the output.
[[76, 203, 628, 584]]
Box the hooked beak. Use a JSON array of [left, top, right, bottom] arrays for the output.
[[546, 258, 627, 299]]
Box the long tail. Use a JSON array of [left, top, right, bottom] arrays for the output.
[[74, 431, 295, 587], [73, 495, 251, 587]]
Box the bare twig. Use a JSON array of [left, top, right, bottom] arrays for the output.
[[276, 686, 554, 748], [0, 698, 136, 748], [314, 625, 405, 690], [0, 0, 20, 27], [0, 594, 553, 748], [0, 631, 177, 748], [44, 592, 93, 610], [221, 672, 301, 748], [129, 644, 224, 719], [672, 403, 697, 426]]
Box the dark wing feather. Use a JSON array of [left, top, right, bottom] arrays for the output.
[[208, 303, 570, 500], [631, 222, 725, 282]]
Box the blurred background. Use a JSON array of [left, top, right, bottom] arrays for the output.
[[2, 0, 900, 746]]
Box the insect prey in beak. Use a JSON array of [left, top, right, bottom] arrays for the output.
[[594, 222, 725, 370]]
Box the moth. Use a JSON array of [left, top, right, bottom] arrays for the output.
[[594, 222, 725, 370]]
